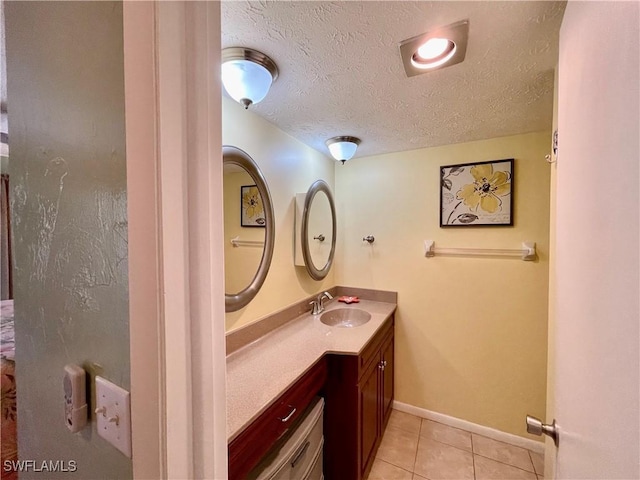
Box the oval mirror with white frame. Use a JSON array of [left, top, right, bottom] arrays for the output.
[[301, 179, 337, 281], [223, 145, 275, 312]]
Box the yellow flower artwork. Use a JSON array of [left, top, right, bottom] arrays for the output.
[[440, 159, 513, 226], [241, 185, 266, 227]]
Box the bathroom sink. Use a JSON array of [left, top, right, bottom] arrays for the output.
[[320, 308, 371, 328]]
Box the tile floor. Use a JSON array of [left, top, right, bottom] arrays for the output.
[[367, 410, 545, 480]]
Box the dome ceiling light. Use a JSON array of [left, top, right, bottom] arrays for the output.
[[221, 47, 278, 109], [399, 20, 469, 77], [325, 136, 361, 164]]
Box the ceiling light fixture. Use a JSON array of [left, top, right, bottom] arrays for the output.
[[221, 47, 278, 109], [412, 38, 457, 69], [399, 20, 469, 77], [325, 136, 361, 165], [417, 38, 451, 60]]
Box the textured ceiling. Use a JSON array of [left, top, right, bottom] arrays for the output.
[[221, 1, 565, 159]]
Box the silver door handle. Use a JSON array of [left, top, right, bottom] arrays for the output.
[[526, 415, 559, 446]]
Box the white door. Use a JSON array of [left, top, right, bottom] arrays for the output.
[[550, 1, 639, 478]]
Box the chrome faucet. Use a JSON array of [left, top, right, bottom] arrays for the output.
[[310, 291, 333, 315]]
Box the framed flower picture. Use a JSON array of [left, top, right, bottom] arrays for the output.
[[241, 185, 266, 227], [440, 159, 514, 227]]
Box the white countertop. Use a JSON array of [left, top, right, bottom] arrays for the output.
[[226, 298, 397, 442]]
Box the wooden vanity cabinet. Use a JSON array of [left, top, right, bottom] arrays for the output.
[[324, 315, 395, 480], [228, 357, 328, 480]]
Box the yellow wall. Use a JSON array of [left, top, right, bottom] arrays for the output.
[[335, 131, 551, 438], [223, 170, 266, 293], [223, 92, 552, 439], [223, 97, 336, 331]]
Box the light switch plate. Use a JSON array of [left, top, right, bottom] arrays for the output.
[[95, 376, 131, 458]]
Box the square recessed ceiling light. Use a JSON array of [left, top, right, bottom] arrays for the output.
[[399, 20, 469, 77]]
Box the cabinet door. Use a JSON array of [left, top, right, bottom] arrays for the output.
[[359, 360, 379, 478], [381, 334, 394, 429]]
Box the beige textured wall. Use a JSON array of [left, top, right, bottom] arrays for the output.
[[6, 2, 132, 477], [335, 131, 551, 438], [223, 97, 335, 331]]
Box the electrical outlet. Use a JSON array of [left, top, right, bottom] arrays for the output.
[[95, 376, 131, 458]]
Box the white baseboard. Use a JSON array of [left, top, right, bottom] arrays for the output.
[[392, 400, 545, 454]]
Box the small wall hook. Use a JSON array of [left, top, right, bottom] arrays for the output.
[[313, 234, 325, 242], [363, 235, 375, 244], [546, 129, 558, 163]]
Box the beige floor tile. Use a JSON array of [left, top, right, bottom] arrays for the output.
[[537, 476, 544, 480], [529, 450, 544, 475], [388, 409, 422, 434], [412, 475, 428, 480], [376, 425, 420, 472], [472, 434, 535, 472], [474, 455, 537, 480], [420, 419, 472, 452], [413, 437, 474, 480], [367, 459, 413, 480]]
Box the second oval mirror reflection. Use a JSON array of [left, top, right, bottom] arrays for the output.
[[300, 179, 337, 280]]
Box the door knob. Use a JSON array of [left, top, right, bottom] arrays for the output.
[[526, 415, 559, 446]]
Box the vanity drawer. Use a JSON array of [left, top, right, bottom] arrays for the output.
[[229, 358, 327, 480], [248, 397, 324, 480], [304, 441, 323, 480]]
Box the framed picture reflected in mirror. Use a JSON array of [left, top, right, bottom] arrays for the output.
[[241, 184, 266, 227]]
